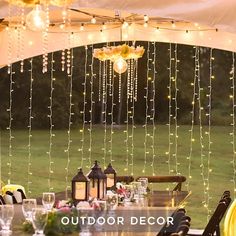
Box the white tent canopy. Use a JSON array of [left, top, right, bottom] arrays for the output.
[[1, 0, 236, 66]]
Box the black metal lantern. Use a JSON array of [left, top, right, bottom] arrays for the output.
[[104, 163, 116, 190], [71, 168, 89, 204], [87, 160, 107, 199]]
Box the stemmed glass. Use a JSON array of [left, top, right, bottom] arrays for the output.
[[42, 192, 55, 211], [0, 205, 14, 234], [22, 199, 37, 221], [31, 208, 48, 236]]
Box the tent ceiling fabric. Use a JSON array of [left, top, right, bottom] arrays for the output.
[[1, 0, 236, 66]]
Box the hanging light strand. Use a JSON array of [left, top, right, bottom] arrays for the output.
[[7, 64, 14, 184], [151, 42, 157, 176], [173, 44, 180, 175], [230, 52, 236, 199], [98, 60, 102, 101], [197, 47, 208, 211], [27, 58, 34, 196], [47, 52, 55, 192], [206, 48, 213, 217], [186, 46, 198, 191], [124, 62, 130, 173], [134, 59, 138, 101], [130, 58, 136, 176], [7, 4, 13, 74], [166, 43, 173, 178], [143, 41, 151, 174], [65, 48, 74, 199], [109, 61, 115, 164], [102, 60, 108, 169], [88, 45, 94, 168], [79, 46, 88, 169], [42, 4, 49, 73], [19, 7, 25, 73]]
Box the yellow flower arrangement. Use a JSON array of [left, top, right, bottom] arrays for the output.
[[93, 44, 145, 62]]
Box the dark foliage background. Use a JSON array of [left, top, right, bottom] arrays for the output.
[[0, 41, 233, 129]]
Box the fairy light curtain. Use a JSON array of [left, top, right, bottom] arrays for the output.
[[2, 41, 236, 224]]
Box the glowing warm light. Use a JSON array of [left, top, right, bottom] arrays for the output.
[[91, 16, 96, 24], [144, 15, 149, 22], [102, 22, 106, 30], [171, 21, 176, 28], [113, 58, 128, 74], [122, 21, 129, 28], [26, 4, 47, 31], [80, 23, 84, 31], [144, 21, 148, 28]]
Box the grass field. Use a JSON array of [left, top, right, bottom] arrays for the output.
[[0, 125, 235, 229]]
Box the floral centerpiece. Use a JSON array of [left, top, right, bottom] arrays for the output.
[[93, 44, 145, 62]]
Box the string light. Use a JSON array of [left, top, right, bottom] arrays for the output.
[[91, 16, 96, 24], [118, 73, 122, 103], [102, 60, 108, 169], [124, 63, 130, 172], [166, 43, 173, 178], [186, 46, 198, 191], [134, 59, 138, 101], [143, 42, 151, 174], [42, 4, 49, 73], [7, 64, 14, 184], [109, 60, 115, 164], [7, 4, 13, 75], [27, 58, 34, 196], [206, 48, 213, 218], [65, 48, 74, 200], [144, 15, 149, 22], [151, 42, 157, 176], [88, 44, 94, 168], [80, 23, 84, 31], [196, 46, 208, 211], [230, 52, 236, 199], [98, 60, 102, 102], [130, 62, 135, 176], [173, 44, 180, 175], [47, 52, 55, 192], [79, 46, 88, 169], [19, 7, 25, 73]]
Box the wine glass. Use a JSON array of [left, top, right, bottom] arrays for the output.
[[42, 192, 55, 211], [22, 199, 37, 221], [0, 205, 14, 234], [31, 208, 48, 236]]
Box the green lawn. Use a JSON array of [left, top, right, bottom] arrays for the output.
[[0, 125, 235, 228]]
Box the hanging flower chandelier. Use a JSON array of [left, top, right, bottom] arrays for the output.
[[93, 44, 145, 74], [6, 0, 74, 7]]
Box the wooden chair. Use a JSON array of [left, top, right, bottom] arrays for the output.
[[157, 208, 191, 236], [188, 191, 231, 236], [116, 175, 134, 184], [136, 176, 187, 191]]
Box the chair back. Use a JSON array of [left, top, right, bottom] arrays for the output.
[[116, 175, 134, 184], [157, 208, 191, 236], [202, 193, 231, 236], [136, 176, 186, 191]]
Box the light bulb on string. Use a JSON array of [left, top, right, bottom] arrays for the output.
[[102, 22, 106, 30], [91, 16, 96, 24], [144, 15, 149, 22], [80, 23, 84, 31], [113, 57, 128, 74], [26, 4, 47, 31]]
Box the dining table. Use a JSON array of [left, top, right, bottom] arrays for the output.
[[11, 190, 191, 235]]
